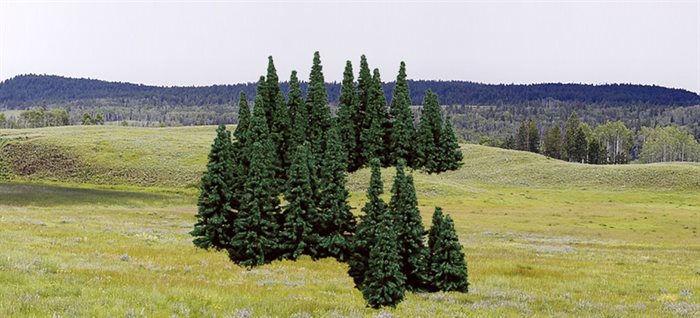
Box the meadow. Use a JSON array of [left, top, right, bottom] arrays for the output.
[[0, 126, 699, 317]]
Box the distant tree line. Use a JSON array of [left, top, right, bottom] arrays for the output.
[[192, 53, 468, 309], [2, 74, 698, 109], [0, 106, 69, 128], [504, 112, 700, 164]]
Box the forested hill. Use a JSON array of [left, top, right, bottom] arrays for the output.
[[2, 74, 699, 109]]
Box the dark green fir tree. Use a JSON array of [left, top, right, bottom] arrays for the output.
[[288, 70, 308, 150], [270, 90, 291, 187], [348, 158, 386, 288], [361, 220, 406, 309], [231, 92, 251, 212], [306, 51, 331, 158], [389, 62, 416, 166], [337, 61, 359, 171], [286, 70, 303, 124], [438, 117, 464, 171], [264, 56, 280, 125], [415, 90, 443, 172], [279, 143, 319, 260], [353, 55, 373, 168], [388, 159, 430, 291], [227, 94, 281, 267], [360, 69, 389, 165], [317, 124, 356, 261], [191, 124, 236, 250], [427, 207, 469, 293]]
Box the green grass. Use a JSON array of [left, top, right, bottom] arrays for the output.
[[1, 125, 699, 316], [3, 125, 700, 191]]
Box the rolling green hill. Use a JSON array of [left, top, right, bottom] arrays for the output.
[[1, 125, 699, 316], [2, 125, 699, 192]]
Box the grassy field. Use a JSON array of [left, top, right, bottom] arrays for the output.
[[1, 125, 699, 317]]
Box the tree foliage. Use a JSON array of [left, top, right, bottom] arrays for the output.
[[427, 207, 469, 293], [388, 159, 429, 291], [191, 124, 236, 250], [348, 158, 386, 289]]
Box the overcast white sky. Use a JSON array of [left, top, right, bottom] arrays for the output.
[[1, 1, 698, 93]]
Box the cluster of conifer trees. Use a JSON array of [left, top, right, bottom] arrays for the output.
[[191, 52, 467, 308], [348, 158, 469, 308], [336, 57, 463, 173]]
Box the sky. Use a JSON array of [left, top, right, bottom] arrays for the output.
[[1, 0, 699, 93]]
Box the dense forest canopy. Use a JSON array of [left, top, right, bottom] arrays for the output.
[[2, 74, 699, 108]]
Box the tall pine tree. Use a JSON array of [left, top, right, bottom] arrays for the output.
[[389, 62, 416, 166], [306, 51, 331, 159], [348, 158, 386, 288], [231, 92, 251, 212], [228, 93, 281, 267], [288, 70, 307, 150], [388, 159, 430, 291], [279, 143, 320, 260], [353, 55, 373, 168], [264, 56, 280, 125], [317, 124, 356, 261], [271, 90, 291, 188], [337, 61, 360, 171], [360, 69, 389, 165], [191, 124, 236, 250]]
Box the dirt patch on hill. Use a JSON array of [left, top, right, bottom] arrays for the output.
[[1, 142, 86, 178]]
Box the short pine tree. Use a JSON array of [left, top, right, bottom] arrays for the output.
[[389, 62, 416, 166], [388, 159, 430, 291], [279, 144, 320, 260], [437, 117, 463, 171], [348, 158, 386, 288], [191, 124, 236, 250], [428, 208, 469, 293], [361, 221, 406, 309], [317, 124, 356, 261]]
